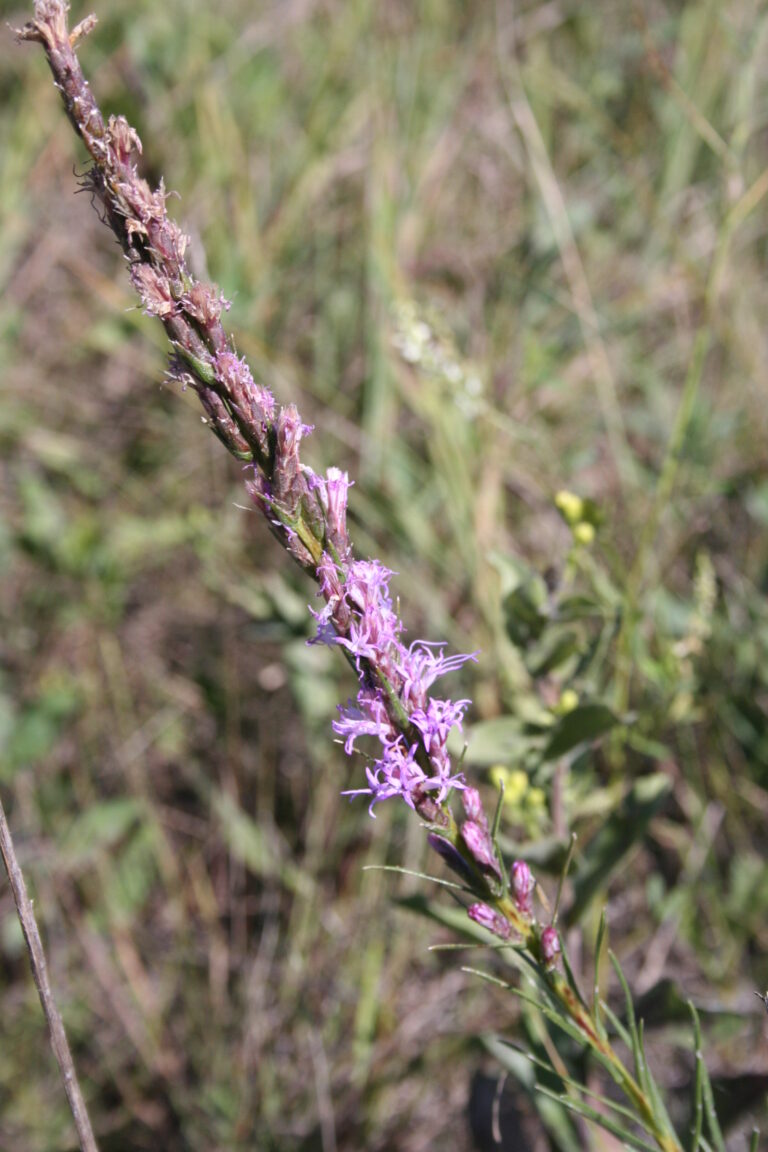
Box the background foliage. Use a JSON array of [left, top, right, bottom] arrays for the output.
[[2, 0, 768, 1148]]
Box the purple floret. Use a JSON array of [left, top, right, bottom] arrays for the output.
[[315, 550, 475, 814]]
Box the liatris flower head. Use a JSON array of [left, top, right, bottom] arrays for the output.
[[18, 0, 476, 833], [311, 557, 475, 816]]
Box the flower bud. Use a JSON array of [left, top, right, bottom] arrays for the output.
[[468, 903, 511, 941], [461, 820, 501, 879], [461, 787, 488, 831], [540, 925, 561, 968], [511, 859, 535, 915], [427, 833, 473, 882], [324, 467, 351, 557]]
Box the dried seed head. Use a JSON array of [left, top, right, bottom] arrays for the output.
[[105, 114, 141, 169], [18, 3, 68, 50], [129, 263, 175, 318], [148, 218, 189, 268], [213, 349, 274, 455], [184, 283, 223, 329], [273, 404, 309, 514]]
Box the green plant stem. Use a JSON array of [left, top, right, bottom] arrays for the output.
[[433, 814, 683, 1152]]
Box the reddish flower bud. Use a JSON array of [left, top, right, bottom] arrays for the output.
[[511, 859, 535, 915], [461, 787, 488, 831], [468, 903, 511, 941], [461, 820, 501, 879], [541, 925, 561, 968]]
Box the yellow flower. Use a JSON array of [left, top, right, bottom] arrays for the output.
[[490, 765, 528, 806], [555, 490, 585, 525], [557, 688, 579, 715], [573, 521, 595, 545]]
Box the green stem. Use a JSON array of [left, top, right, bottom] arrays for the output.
[[434, 815, 683, 1152]]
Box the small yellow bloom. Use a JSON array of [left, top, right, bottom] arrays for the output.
[[490, 765, 528, 806], [555, 490, 585, 525], [573, 521, 595, 545], [557, 688, 579, 715]]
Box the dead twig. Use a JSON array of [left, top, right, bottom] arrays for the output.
[[0, 795, 99, 1152]]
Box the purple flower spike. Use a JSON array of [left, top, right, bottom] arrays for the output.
[[317, 554, 472, 815], [461, 820, 501, 879], [468, 903, 512, 941], [511, 860, 535, 916], [541, 925, 561, 968]]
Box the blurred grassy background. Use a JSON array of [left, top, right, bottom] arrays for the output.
[[2, 0, 768, 1148]]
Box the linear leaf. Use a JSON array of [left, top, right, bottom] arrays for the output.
[[537, 1087, 660, 1152]]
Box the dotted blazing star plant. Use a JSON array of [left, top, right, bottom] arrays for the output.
[[15, 5, 742, 1152]]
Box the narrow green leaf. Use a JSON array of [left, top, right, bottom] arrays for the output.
[[560, 939, 589, 1013], [362, 864, 468, 891], [639, 1017, 679, 1143], [594, 909, 608, 1038], [689, 1001, 704, 1152], [461, 966, 514, 991], [505, 1041, 662, 1132], [600, 997, 633, 1053], [610, 951, 645, 1089], [537, 1087, 660, 1152], [700, 1055, 727, 1152]]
